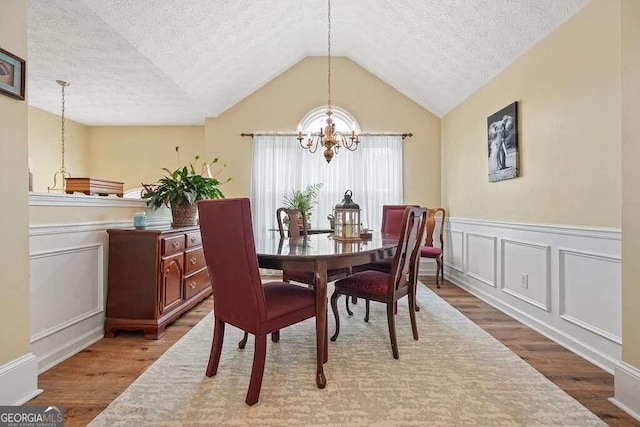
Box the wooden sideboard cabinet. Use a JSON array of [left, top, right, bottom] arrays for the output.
[[105, 225, 212, 339]]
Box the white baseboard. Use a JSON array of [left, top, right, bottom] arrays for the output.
[[611, 361, 640, 421], [36, 326, 104, 373], [0, 353, 41, 405], [445, 272, 618, 373]]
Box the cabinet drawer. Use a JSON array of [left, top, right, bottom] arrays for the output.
[[186, 231, 202, 247], [185, 268, 210, 300], [184, 247, 206, 274], [162, 235, 185, 255]]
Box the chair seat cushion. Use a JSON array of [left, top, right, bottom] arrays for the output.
[[352, 257, 393, 274], [286, 267, 350, 284], [335, 270, 390, 296], [420, 246, 442, 258], [263, 282, 315, 321]]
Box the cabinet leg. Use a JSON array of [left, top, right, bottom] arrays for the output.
[[143, 325, 165, 340], [104, 326, 117, 338]]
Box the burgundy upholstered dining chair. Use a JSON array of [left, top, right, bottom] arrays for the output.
[[420, 208, 446, 288], [350, 205, 419, 320], [330, 206, 427, 359], [198, 198, 321, 406]]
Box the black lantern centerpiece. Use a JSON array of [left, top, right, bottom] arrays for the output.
[[333, 190, 361, 241]]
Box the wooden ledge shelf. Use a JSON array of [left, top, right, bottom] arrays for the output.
[[65, 178, 124, 197]]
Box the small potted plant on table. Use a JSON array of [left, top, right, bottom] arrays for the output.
[[282, 183, 323, 230]]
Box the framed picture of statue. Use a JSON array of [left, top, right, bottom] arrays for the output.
[[487, 101, 518, 182]]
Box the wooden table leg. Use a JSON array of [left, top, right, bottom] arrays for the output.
[[314, 259, 327, 389]]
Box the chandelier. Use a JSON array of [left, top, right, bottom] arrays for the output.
[[297, 0, 359, 163], [48, 80, 71, 192]]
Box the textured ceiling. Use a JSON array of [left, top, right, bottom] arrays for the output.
[[27, 0, 591, 126]]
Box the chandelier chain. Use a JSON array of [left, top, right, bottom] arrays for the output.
[[60, 82, 66, 171], [48, 79, 71, 192], [327, 0, 331, 112], [296, 0, 359, 163]]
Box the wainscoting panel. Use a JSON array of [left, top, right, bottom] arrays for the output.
[[559, 249, 621, 344], [29, 209, 171, 373], [501, 239, 551, 312], [444, 217, 621, 373], [30, 244, 103, 342], [444, 229, 464, 273], [465, 232, 496, 287]]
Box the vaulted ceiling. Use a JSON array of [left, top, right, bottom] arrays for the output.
[[27, 0, 590, 126]]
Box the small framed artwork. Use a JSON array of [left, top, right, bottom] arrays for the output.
[[0, 47, 26, 100], [487, 101, 518, 182]]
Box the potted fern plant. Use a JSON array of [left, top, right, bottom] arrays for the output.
[[142, 154, 230, 226], [282, 183, 323, 228]]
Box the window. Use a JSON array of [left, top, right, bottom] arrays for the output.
[[251, 107, 403, 238], [298, 105, 360, 135]]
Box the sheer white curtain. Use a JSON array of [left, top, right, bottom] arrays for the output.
[[251, 134, 403, 238]]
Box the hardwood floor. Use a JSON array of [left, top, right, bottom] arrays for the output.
[[25, 278, 638, 426], [424, 277, 638, 426]]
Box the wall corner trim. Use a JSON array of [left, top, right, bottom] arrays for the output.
[[611, 361, 640, 422], [0, 353, 41, 405]]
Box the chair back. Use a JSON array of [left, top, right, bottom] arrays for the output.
[[381, 205, 419, 237], [388, 207, 427, 296], [424, 208, 446, 248], [276, 207, 308, 239], [198, 198, 267, 331]]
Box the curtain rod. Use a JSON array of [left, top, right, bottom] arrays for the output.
[[240, 132, 413, 140]]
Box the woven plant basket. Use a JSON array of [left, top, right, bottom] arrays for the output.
[[171, 203, 198, 226]]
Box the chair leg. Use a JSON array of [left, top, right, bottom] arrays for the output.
[[324, 314, 328, 364], [345, 295, 353, 316], [271, 330, 280, 342], [238, 331, 248, 349], [440, 255, 444, 282], [364, 299, 370, 322], [245, 334, 267, 406], [351, 296, 358, 304], [330, 290, 341, 341], [206, 317, 226, 377], [436, 257, 442, 288], [386, 303, 399, 359], [409, 287, 419, 341]]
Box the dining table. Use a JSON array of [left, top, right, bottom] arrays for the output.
[[254, 231, 398, 389], [267, 227, 334, 235]]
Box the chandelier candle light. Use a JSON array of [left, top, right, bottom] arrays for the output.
[[48, 80, 71, 192], [297, 0, 360, 163]]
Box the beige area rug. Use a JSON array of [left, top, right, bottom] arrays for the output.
[[90, 283, 604, 426]]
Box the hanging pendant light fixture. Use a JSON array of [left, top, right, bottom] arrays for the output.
[[48, 80, 71, 192], [297, 0, 360, 163]]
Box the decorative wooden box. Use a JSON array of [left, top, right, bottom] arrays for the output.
[[65, 178, 124, 197]]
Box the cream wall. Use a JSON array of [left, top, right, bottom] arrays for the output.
[[441, 0, 621, 228], [0, 0, 29, 365], [205, 57, 441, 207], [87, 126, 205, 191], [621, 0, 640, 368], [28, 106, 89, 192]]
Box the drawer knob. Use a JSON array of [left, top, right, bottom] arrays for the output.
[[172, 241, 180, 248], [189, 282, 197, 289], [190, 257, 197, 265], [190, 236, 197, 243]]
